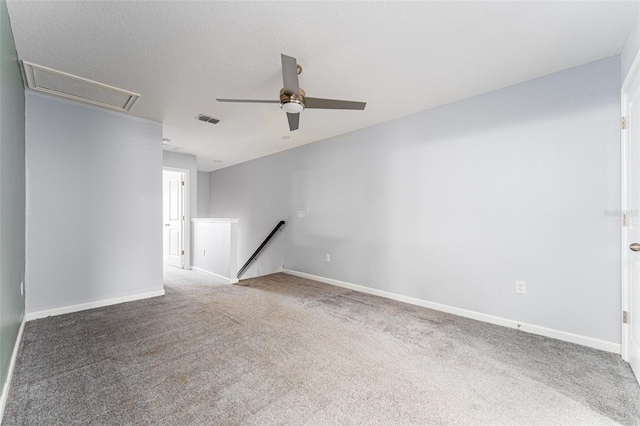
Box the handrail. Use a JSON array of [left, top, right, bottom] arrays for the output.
[[237, 220, 285, 279]]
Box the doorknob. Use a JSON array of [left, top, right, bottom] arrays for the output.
[[630, 243, 640, 252], [165, 224, 170, 227]]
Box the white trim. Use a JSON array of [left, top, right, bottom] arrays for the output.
[[191, 218, 240, 224], [621, 84, 630, 362], [620, 47, 640, 364], [25, 290, 165, 322], [0, 317, 25, 423], [282, 269, 620, 354], [192, 266, 238, 284]]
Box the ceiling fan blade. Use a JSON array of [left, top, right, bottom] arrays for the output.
[[216, 99, 279, 104], [305, 97, 366, 110], [287, 112, 299, 131], [281, 54, 299, 95]]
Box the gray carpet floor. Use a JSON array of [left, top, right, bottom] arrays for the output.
[[3, 268, 640, 425]]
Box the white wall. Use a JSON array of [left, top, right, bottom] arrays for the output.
[[196, 171, 210, 217], [25, 92, 163, 314], [192, 219, 238, 283], [209, 57, 621, 345]]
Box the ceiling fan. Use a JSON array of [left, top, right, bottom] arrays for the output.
[[216, 54, 366, 131]]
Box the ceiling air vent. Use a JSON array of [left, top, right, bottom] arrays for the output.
[[20, 61, 139, 112], [196, 114, 220, 124]]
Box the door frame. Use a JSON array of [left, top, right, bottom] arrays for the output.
[[621, 50, 640, 362], [163, 166, 191, 269]]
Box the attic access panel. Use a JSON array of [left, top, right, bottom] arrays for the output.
[[20, 61, 139, 112]]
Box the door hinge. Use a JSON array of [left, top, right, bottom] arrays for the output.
[[181, 250, 185, 256], [181, 181, 185, 186], [623, 311, 629, 324], [622, 116, 628, 130], [623, 213, 629, 227], [182, 215, 185, 221]]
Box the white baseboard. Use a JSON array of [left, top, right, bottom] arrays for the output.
[[282, 269, 620, 354], [25, 289, 166, 321], [192, 266, 238, 284], [0, 317, 25, 423]]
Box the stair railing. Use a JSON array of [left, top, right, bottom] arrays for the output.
[[237, 220, 285, 279]]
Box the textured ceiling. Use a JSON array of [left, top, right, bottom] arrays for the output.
[[6, 1, 638, 171]]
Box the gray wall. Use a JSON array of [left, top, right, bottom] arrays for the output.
[[622, 6, 640, 80], [26, 92, 163, 313], [0, 0, 24, 401], [196, 171, 209, 217], [209, 57, 621, 344], [209, 153, 289, 279]]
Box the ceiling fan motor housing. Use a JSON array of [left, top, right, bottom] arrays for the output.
[[280, 88, 305, 113]]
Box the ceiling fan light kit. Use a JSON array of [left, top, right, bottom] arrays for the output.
[[216, 54, 366, 131], [280, 88, 305, 113]]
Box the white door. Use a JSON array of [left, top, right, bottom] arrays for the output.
[[623, 68, 640, 383], [163, 170, 184, 268]]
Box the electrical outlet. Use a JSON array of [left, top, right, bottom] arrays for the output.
[[515, 280, 526, 294], [20, 281, 24, 296], [297, 210, 306, 218], [325, 253, 331, 262]]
